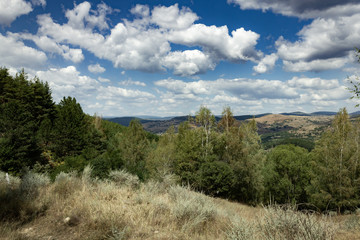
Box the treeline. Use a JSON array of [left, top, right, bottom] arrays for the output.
[[2, 67, 360, 212], [0, 67, 156, 180]]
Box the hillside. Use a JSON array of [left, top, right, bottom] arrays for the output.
[[1, 169, 359, 240], [107, 113, 337, 149]]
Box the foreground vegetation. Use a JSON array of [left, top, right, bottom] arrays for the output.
[[3, 168, 360, 240]]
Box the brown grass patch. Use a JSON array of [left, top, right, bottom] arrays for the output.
[[1, 169, 359, 239]]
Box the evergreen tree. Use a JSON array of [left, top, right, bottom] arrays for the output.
[[53, 97, 89, 157], [117, 119, 150, 180], [0, 68, 55, 174]]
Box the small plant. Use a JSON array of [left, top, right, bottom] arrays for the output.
[[344, 214, 360, 230], [226, 218, 256, 240], [53, 171, 82, 198], [106, 226, 129, 240], [109, 169, 140, 188], [259, 205, 337, 240], [169, 185, 218, 233], [20, 170, 50, 200]]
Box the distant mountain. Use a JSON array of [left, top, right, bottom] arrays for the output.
[[350, 111, 360, 116], [310, 111, 337, 116], [133, 115, 175, 120], [281, 112, 310, 116], [106, 113, 275, 133], [234, 113, 272, 121]]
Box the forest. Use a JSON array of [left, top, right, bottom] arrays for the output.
[[1, 65, 360, 214]]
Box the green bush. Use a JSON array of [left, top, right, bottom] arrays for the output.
[[198, 161, 235, 197]]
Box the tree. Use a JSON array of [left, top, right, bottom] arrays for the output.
[[218, 106, 235, 133], [117, 119, 150, 180], [174, 121, 202, 185], [220, 118, 264, 204], [308, 108, 360, 211], [195, 106, 216, 158], [264, 144, 310, 205], [53, 97, 89, 157], [348, 48, 360, 106], [0, 68, 55, 174], [198, 161, 235, 197], [146, 126, 177, 179]]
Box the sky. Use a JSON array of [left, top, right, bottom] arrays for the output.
[[1, 0, 360, 117]]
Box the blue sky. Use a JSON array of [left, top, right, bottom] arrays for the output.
[[1, 0, 360, 117]]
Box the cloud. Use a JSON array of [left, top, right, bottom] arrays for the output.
[[253, 53, 278, 74], [282, 57, 350, 72], [65, 1, 112, 30], [287, 77, 339, 90], [0, 0, 32, 26], [130, 4, 150, 17], [163, 50, 216, 76], [31, 2, 261, 75], [62, 47, 84, 63], [12, 33, 84, 63], [34, 66, 100, 102], [228, 0, 360, 19], [153, 75, 353, 115], [214, 78, 298, 99], [168, 24, 261, 62], [119, 79, 146, 87], [97, 86, 155, 101], [151, 4, 199, 30], [0, 33, 47, 69], [274, 12, 360, 72], [229, 0, 360, 73], [98, 77, 110, 83], [155, 77, 298, 100], [31, 0, 46, 7], [88, 63, 106, 73]]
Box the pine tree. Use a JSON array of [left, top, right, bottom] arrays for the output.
[[0, 68, 55, 174], [117, 119, 150, 180], [53, 97, 89, 157]]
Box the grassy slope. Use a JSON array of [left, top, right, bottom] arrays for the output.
[[1, 169, 360, 240]]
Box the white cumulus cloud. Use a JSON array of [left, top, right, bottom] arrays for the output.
[[0, 33, 47, 69], [253, 53, 278, 74], [163, 50, 216, 76], [29, 2, 262, 76], [88, 63, 106, 73], [151, 4, 199, 30], [0, 0, 32, 26]]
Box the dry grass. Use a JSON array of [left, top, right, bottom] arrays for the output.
[[255, 114, 333, 137], [0, 169, 359, 240]]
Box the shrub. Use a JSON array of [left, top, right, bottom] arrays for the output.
[[20, 170, 50, 200], [109, 169, 140, 189], [0, 170, 49, 221], [169, 185, 218, 233], [226, 217, 256, 240], [259, 205, 337, 240], [53, 171, 82, 198]]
